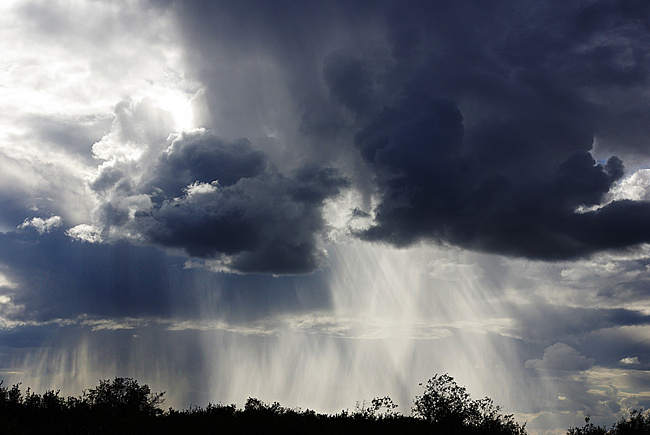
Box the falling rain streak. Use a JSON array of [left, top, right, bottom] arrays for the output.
[[10, 243, 544, 420]]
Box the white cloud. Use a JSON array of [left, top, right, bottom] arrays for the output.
[[619, 356, 640, 365], [607, 169, 650, 203], [0, 0, 200, 232], [576, 169, 650, 214], [18, 215, 62, 234], [0, 294, 24, 321], [79, 317, 143, 332], [0, 0, 191, 119], [185, 180, 220, 198], [66, 224, 102, 243]]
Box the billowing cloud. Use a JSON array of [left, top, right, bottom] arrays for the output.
[[81, 101, 348, 274], [125, 0, 650, 264], [526, 343, 595, 371], [5, 0, 650, 269], [352, 94, 630, 259], [18, 215, 62, 234], [66, 224, 102, 243], [316, 0, 650, 260]]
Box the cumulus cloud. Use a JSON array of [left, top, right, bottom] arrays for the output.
[[65, 224, 102, 243], [81, 101, 348, 274], [111, 0, 650, 265], [606, 169, 650, 203], [18, 216, 62, 234], [526, 343, 595, 371], [5, 0, 650, 274], [0, 0, 196, 234], [346, 60, 645, 261], [620, 356, 640, 365], [309, 0, 650, 261]]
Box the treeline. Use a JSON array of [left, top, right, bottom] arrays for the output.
[[568, 413, 650, 435], [0, 373, 645, 434]]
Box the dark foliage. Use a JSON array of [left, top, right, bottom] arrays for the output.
[[0, 377, 163, 434], [82, 377, 165, 416], [569, 411, 650, 435], [413, 374, 527, 435], [0, 374, 531, 435]]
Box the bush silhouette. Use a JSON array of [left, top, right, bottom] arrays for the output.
[[568, 410, 650, 435], [413, 373, 527, 434], [83, 377, 165, 416]]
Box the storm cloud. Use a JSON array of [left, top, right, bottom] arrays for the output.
[[142, 0, 650, 263], [319, 0, 650, 260], [4, 1, 650, 433], [80, 102, 348, 274]]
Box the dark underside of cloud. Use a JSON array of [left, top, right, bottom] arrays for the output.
[[90, 128, 348, 274], [322, 0, 650, 261], [27, 0, 641, 274], [353, 96, 643, 260]]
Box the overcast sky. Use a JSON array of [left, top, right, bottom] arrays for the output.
[[2, 1, 650, 433]]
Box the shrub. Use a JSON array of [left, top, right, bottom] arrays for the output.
[[413, 373, 527, 434], [83, 377, 165, 416], [568, 410, 650, 435]]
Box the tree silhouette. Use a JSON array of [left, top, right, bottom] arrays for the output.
[[83, 377, 165, 416], [568, 410, 650, 435], [413, 373, 526, 434]]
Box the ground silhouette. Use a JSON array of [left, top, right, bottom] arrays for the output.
[[2, 374, 643, 434]]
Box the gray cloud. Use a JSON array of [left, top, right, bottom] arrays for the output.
[[146, 130, 267, 196], [156, 0, 650, 262], [525, 343, 595, 371], [85, 103, 348, 274], [333, 0, 650, 260], [509, 303, 650, 343], [140, 164, 347, 274]]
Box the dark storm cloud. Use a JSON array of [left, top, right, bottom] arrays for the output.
[[90, 127, 348, 274], [143, 164, 347, 274], [355, 98, 633, 259], [158, 0, 650, 262], [146, 130, 267, 196], [327, 0, 650, 260]]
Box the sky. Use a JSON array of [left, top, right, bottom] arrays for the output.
[[1, 0, 650, 433]]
